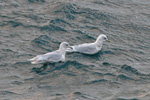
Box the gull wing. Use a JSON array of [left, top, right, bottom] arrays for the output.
[[74, 43, 97, 54], [30, 50, 63, 64], [42, 51, 63, 62]]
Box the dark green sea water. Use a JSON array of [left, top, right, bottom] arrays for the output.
[[0, 0, 150, 100]]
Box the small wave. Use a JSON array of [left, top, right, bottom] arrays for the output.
[[121, 65, 142, 76], [55, 3, 84, 15], [13, 61, 31, 68], [85, 9, 118, 21], [102, 62, 111, 66], [1, 20, 23, 28], [50, 60, 91, 72], [40, 24, 67, 32], [11, 81, 23, 85], [116, 74, 134, 81], [0, 91, 18, 95], [103, 50, 115, 55], [117, 64, 150, 82], [66, 14, 76, 20], [32, 60, 90, 75], [117, 98, 139, 100], [84, 79, 109, 85], [63, 72, 77, 76], [70, 92, 97, 100], [28, 0, 45, 3], [31, 35, 60, 51], [50, 18, 71, 25], [32, 65, 48, 74], [32, 35, 51, 46], [84, 79, 121, 86], [72, 30, 85, 34], [97, 50, 115, 56], [92, 1, 106, 5]]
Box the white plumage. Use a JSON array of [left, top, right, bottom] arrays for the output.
[[66, 34, 109, 55], [29, 42, 72, 64]]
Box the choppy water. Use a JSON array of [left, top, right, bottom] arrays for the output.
[[0, 0, 150, 100]]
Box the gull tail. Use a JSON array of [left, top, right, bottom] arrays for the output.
[[66, 46, 77, 53], [28, 55, 43, 64]]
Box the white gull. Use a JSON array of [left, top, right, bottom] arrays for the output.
[[29, 42, 72, 64], [66, 34, 109, 55]]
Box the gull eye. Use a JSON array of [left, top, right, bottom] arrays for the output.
[[104, 37, 106, 40], [65, 44, 69, 46]]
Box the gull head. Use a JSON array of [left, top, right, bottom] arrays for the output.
[[59, 42, 72, 50], [96, 34, 109, 42], [99, 34, 108, 41]]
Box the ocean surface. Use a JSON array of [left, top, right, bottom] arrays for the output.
[[0, 0, 150, 100]]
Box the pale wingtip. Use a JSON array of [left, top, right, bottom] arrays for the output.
[[31, 61, 38, 64], [27, 58, 33, 61], [27, 57, 39, 64], [30, 60, 41, 64]]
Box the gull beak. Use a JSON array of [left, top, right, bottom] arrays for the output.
[[107, 40, 111, 43], [106, 38, 110, 42], [68, 45, 73, 50]]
